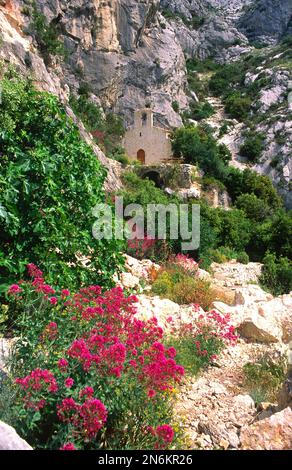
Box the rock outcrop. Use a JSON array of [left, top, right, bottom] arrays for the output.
[[238, 0, 292, 45], [240, 407, 292, 450], [0, 421, 32, 450]]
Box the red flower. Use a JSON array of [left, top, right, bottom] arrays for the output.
[[60, 442, 76, 451], [64, 378, 74, 388], [49, 297, 58, 305], [8, 284, 22, 295]]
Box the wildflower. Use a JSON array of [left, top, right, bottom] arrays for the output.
[[49, 297, 58, 305], [79, 387, 94, 398], [27, 264, 43, 279], [64, 378, 74, 388], [156, 424, 174, 444], [147, 389, 156, 398], [8, 284, 22, 295], [58, 358, 69, 372], [60, 442, 76, 451], [61, 289, 70, 297]]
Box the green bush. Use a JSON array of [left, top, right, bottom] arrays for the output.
[[260, 252, 292, 296], [206, 246, 239, 264], [30, 3, 66, 63], [171, 126, 228, 180], [69, 93, 125, 156], [0, 74, 124, 292], [186, 102, 214, 121], [243, 354, 287, 405], [224, 93, 252, 120], [109, 146, 130, 166], [172, 101, 179, 112], [240, 132, 265, 163], [236, 252, 250, 264], [235, 193, 271, 222], [152, 262, 217, 311], [216, 209, 252, 253]]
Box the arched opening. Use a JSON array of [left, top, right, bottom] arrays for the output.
[[142, 170, 163, 188], [137, 149, 146, 164]]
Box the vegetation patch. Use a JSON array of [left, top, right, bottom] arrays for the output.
[[243, 354, 287, 405]]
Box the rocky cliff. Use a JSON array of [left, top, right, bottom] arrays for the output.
[[0, 0, 291, 199]]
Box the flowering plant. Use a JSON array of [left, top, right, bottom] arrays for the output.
[[166, 306, 238, 375], [7, 265, 184, 450]]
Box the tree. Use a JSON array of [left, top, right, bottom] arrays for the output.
[[0, 74, 124, 291]]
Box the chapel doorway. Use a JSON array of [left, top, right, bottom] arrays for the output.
[[137, 149, 146, 164]]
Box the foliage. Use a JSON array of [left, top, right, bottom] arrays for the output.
[[69, 93, 125, 156], [172, 101, 179, 113], [0, 74, 124, 293], [240, 132, 265, 163], [30, 2, 66, 63], [5, 267, 185, 450], [260, 252, 292, 296], [152, 259, 217, 311], [185, 102, 215, 121], [243, 354, 287, 405], [108, 146, 130, 166], [171, 126, 227, 180], [166, 307, 238, 376], [235, 193, 271, 222], [224, 93, 252, 120]]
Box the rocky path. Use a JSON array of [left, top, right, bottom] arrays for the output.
[[204, 96, 248, 170], [174, 340, 276, 449]]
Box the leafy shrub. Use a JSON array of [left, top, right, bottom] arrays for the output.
[[209, 63, 245, 96], [243, 354, 287, 405], [186, 102, 215, 121], [0, 75, 124, 292], [166, 307, 238, 376], [152, 260, 216, 311], [216, 209, 252, 253], [30, 3, 66, 63], [240, 132, 265, 163], [5, 267, 185, 450], [202, 177, 226, 192], [218, 144, 232, 164], [171, 126, 227, 180], [235, 193, 271, 222], [69, 94, 125, 155], [224, 93, 252, 120], [236, 252, 250, 264], [260, 252, 292, 296], [172, 101, 179, 112], [109, 146, 130, 166], [206, 246, 239, 264]]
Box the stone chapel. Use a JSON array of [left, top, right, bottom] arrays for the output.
[[123, 108, 173, 165]]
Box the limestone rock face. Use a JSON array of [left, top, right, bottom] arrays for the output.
[[0, 421, 32, 450], [238, 0, 292, 45], [240, 407, 292, 450]]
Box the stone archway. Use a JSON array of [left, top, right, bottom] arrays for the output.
[[142, 170, 163, 188], [137, 149, 146, 164]]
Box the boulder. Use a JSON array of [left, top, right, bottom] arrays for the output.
[[240, 407, 292, 450], [0, 421, 32, 450], [119, 272, 140, 290], [237, 310, 282, 343]]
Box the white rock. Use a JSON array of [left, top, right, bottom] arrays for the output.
[[233, 395, 255, 410], [0, 421, 32, 450]]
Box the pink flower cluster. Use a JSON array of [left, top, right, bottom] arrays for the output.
[[13, 265, 185, 449], [148, 424, 175, 449], [197, 309, 238, 345], [16, 369, 58, 410], [57, 395, 107, 440], [174, 254, 199, 275]]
